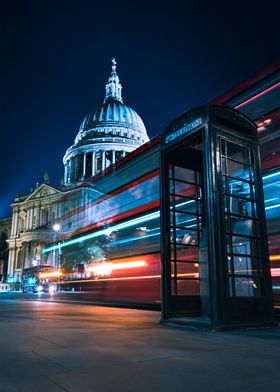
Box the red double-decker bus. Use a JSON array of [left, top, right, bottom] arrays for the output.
[[22, 265, 61, 293]]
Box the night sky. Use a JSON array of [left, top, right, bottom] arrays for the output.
[[1, 0, 279, 219]]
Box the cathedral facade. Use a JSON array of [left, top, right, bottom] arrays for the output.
[[6, 60, 149, 283]]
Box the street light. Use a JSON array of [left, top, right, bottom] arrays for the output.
[[53, 223, 61, 232]]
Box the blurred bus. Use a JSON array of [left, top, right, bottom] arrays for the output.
[[22, 265, 60, 293]]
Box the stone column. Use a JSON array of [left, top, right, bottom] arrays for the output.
[[67, 163, 69, 184], [64, 164, 67, 185], [30, 243, 35, 266], [30, 207, 33, 229], [24, 244, 29, 268], [11, 213, 15, 236], [15, 248, 21, 270], [112, 149, 116, 165], [37, 205, 40, 226], [83, 153, 86, 178], [28, 209, 32, 230], [102, 150, 106, 171], [26, 210, 29, 230], [122, 150, 126, 158], [70, 158, 74, 183], [92, 151, 95, 176], [29, 207, 32, 228], [11, 210, 19, 237], [7, 247, 16, 277]]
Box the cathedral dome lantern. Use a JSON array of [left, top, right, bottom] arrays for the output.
[[104, 57, 123, 103], [63, 59, 149, 185]]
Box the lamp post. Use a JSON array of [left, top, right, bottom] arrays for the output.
[[53, 223, 61, 291]]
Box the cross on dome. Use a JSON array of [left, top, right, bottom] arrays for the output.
[[104, 58, 123, 103], [111, 58, 117, 71]]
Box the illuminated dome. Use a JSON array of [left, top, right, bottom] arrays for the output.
[[78, 98, 147, 139], [63, 59, 149, 185]]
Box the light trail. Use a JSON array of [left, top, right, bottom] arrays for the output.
[[87, 260, 147, 276], [271, 268, 280, 277], [43, 210, 160, 253], [60, 272, 199, 285], [61, 275, 161, 284], [265, 198, 277, 203], [44, 199, 200, 253], [43, 171, 278, 254], [270, 255, 280, 261], [265, 203, 280, 211], [263, 170, 280, 180], [39, 271, 62, 278], [109, 231, 160, 246], [234, 81, 280, 109]]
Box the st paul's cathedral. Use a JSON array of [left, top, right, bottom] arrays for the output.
[[5, 59, 149, 283]]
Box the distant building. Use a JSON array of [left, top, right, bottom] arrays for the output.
[[0, 217, 12, 282], [6, 59, 149, 282]]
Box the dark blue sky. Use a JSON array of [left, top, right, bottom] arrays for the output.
[[1, 0, 279, 218]]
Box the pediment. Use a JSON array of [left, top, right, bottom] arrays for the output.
[[25, 184, 62, 202]]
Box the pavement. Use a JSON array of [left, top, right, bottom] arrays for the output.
[[0, 294, 280, 392]]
